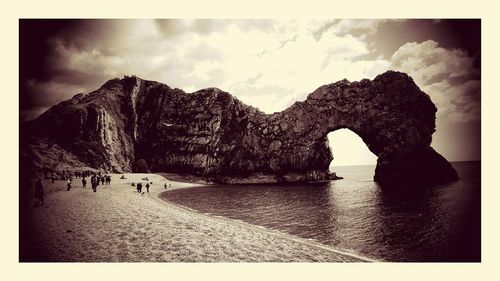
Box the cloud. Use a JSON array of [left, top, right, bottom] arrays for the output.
[[390, 40, 480, 122], [23, 79, 87, 109], [333, 19, 385, 35], [20, 106, 51, 122], [22, 20, 479, 124], [311, 19, 399, 41], [19, 19, 400, 118], [20, 19, 481, 164], [154, 19, 276, 38]]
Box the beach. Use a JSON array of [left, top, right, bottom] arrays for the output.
[[20, 173, 367, 262]]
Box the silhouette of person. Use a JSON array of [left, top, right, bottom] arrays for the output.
[[82, 177, 87, 189], [91, 175, 97, 192], [146, 183, 150, 193], [34, 178, 44, 206]]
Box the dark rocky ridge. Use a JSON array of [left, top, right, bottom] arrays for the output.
[[20, 71, 458, 185]]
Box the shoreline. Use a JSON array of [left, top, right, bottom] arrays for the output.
[[152, 174, 374, 261], [155, 174, 375, 262], [20, 173, 369, 262], [153, 174, 375, 262], [156, 188, 376, 262]]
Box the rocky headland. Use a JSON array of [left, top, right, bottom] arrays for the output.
[[20, 71, 458, 185]]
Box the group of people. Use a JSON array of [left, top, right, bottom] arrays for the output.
[[43, 169, 96, 184], [66, 173, 112, 192], [132, 179, 171, 193], [87, 174, 112, 192], [132, 181, 151, 193], [133, 178, 172, 193], [33, 169, 174, 207]]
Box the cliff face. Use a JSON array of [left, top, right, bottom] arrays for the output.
[[20, 71, 458, 185]]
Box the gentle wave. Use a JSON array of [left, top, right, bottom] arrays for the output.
[[159, 162, 480, 262], [160, 192, 377, 262]]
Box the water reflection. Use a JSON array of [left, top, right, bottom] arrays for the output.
[[160, 162, 480, 261]]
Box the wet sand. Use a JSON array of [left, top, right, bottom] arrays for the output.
[[20, 173, 367, 262]]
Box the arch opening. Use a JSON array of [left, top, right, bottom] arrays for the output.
[[327, 128, 377, 177]]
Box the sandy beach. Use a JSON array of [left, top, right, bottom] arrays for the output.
[[20, 173, 368, 262]]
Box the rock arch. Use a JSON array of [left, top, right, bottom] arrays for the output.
[[23, 71, 458, 186], [231, 70, 458, 185]]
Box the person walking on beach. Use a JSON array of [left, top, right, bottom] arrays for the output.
[[145, 183, 150, 193], [82, 177, 87, 189], [34, 178, 44, 206], [137, 182, 142, 193], [66, 178, 72, 191], [91, 175, 97, 192], [164, 182, 167, 189]]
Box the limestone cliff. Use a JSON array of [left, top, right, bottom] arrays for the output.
[[20, 71, 459, 185]]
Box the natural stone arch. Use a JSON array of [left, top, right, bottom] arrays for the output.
[[234, 71, 458, 185], [23, 71, 458, 186]]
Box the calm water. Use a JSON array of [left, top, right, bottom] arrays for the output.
[[160, 162, 480, 262]]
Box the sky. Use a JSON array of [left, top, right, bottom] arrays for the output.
[[19, 19, 481, 166]]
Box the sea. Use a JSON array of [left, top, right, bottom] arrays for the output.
[[159, 161, 480, 262]]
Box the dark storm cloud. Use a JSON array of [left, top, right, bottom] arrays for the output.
[[368, 19, 480, 62], [19, 19, 147, 121], [45, 68, 105, 87], [21, 70, 106, 118], [19, 106, 52, 123], [20, 20, 125, 115], [19, 20, 66, 112], [47, 19, 130, 54], [24, 79, 84, 105]]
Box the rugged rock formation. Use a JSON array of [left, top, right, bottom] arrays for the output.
[[20, 71, 458, 185]]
